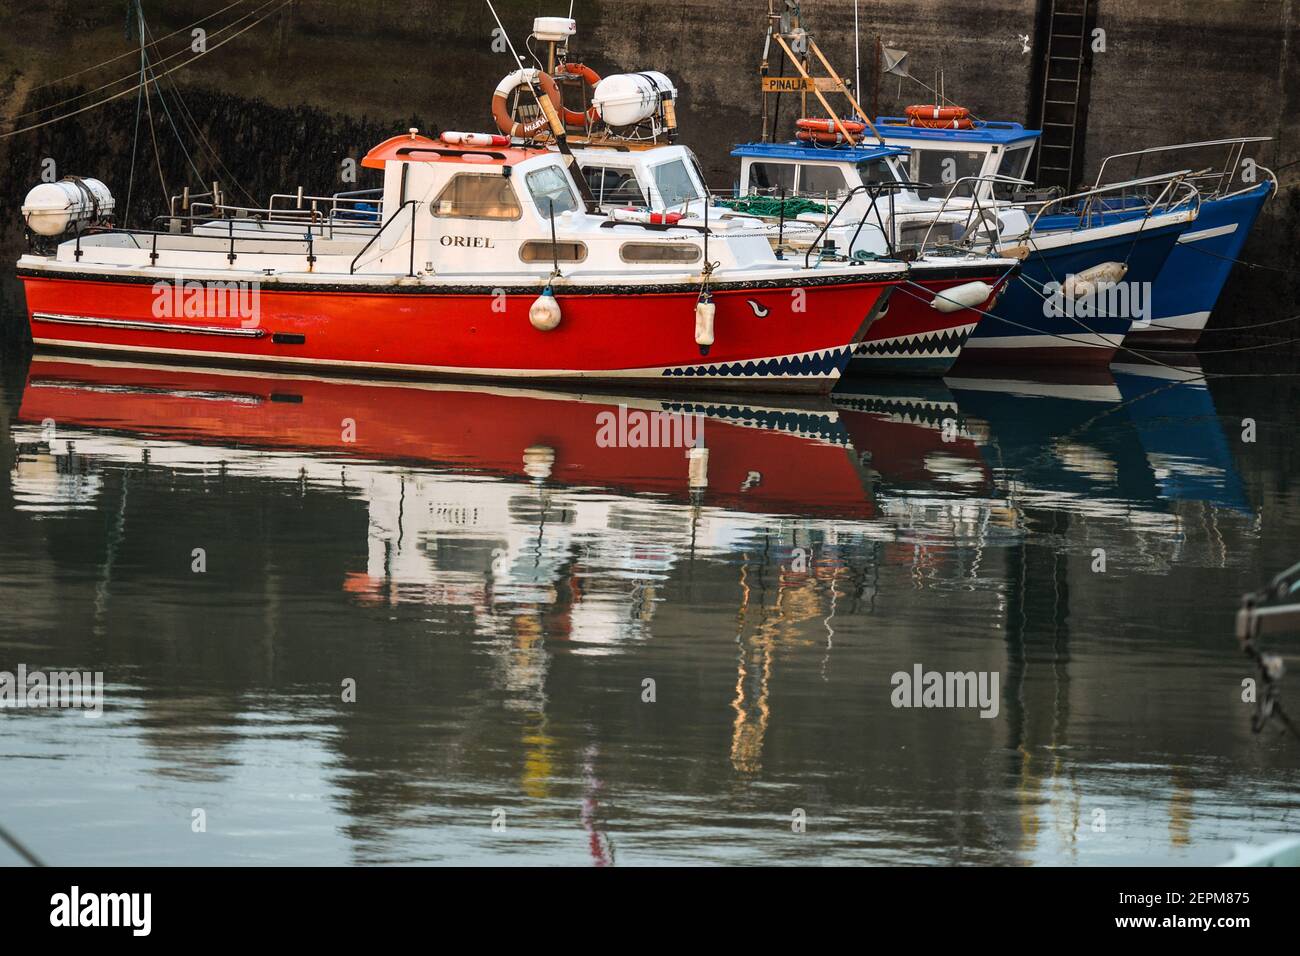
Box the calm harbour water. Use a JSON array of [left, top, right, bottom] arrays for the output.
[[1, 345, 1298, 866]]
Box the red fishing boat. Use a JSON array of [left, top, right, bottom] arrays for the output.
[[18, 131, 903, 395]]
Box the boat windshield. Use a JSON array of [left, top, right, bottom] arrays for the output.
[[992, 145, 1034, 200], [857, 156, 903, 189], [526, 165, 580, 218], [904, 147, 986, 201], [651, 158, 703, 211]]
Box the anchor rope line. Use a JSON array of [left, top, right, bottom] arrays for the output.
[[0, 823, 45, 867], [1198, 311, 1300, 333], [896, 278, 1213, 380], [1010, 272, 1223, 376], [1181, 239, 1300, 278], [141, 16, 259, 206], [140, 39, 207, 196], [11, 0, 282, 123], [1141, 330, 1300, 354], [24, 0, 247, 96], [0, 0, 294, 140]]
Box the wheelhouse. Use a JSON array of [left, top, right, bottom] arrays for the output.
[[872, 118, 1041, 202], [731, 141, 912, 206], [570, 144, 711, 212]]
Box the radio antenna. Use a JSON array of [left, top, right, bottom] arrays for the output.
[[481, 0, 599, 212]]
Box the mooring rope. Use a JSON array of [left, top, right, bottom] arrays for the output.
[[0, 0, 294, 139]]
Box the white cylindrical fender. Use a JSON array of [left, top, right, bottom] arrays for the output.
[[523, 445, 556, 480], [1062, 261, 1127, 299], [529, 289, 562, 331], [22, 178, 114, 236], [931, 280, 995, 313], [688, 447, 709, 490], [694, 295, 716, 352]]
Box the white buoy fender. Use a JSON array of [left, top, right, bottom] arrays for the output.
[[694, 296, 716, 351], [930, 280, 995, 313], [688, 447, 709, 490], [1062, 261, 1127, 299], [529, 288, 562, 331], [523, 445, 556, 480]]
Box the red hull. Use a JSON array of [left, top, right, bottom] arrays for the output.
[[19, 269, 897, 394], [17, 356, 877, 520], [849, 268, 1011, 377]]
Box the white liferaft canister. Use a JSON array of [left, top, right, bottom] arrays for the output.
[[592, 71, 676, 127], [21, 178, 114, 236]]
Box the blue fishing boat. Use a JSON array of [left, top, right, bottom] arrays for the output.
[[875, 119, 1275, 347], [871, 117, 1200, 365], [1076, 140, 1276, 346]]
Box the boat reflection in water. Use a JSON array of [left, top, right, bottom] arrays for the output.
[[5, 352, 1276, 865]]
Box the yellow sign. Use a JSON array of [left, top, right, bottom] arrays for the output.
[[761, 76, 845, 93]]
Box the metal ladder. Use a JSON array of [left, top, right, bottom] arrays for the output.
[[1033, 0, 1092, 189]]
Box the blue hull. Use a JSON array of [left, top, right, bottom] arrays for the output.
[[1129, 182, 1274, 345], [958, 216, 1187, 366]]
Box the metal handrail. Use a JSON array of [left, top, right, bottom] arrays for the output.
[[800, 181, 914, 267], [1019, 173, 1201, 238], [349, 199, 419, 275], [1093, 136, 1273, 196], [915, 175, 1033, 253]]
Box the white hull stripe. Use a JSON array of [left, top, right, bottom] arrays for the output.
[[34, 312, 266, 338], [1125, 311, 1211, 332], [1177, 223, 1238, 244]]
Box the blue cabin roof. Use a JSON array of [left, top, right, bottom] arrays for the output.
[[730, 141, 910, 163], [874, 117, 1041, 146]]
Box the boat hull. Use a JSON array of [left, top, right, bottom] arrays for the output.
[[847, 263, 1012, 378], [957, 215, 1188, 367], [1126, 182, 1273, 347], [19, 268, 897, 395]]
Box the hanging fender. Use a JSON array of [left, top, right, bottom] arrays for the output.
[[492, 69, 564, 140], [558, 63, 602, 127]]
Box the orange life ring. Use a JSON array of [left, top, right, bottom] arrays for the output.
[[908, 116, 976, 130], [796, 129, 855, 145], [492, 69, 564, 139], [558, 62, 601, 127], [795, 117, 866, 135], [905, 104, 969, 121]]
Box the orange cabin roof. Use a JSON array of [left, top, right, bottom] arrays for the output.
[[361, 133, 545, 169]]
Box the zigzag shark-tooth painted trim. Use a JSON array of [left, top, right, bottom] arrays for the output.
[[661, 347, 852, 379], [855, 325, 978, 358]]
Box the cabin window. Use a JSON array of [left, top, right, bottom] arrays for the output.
[[907, 149, 986, 201], [520, 240, 588, 263], [581, 166, 648, 207], [651, 159, 702, 210], [857, 157, 903, 188], [749, 162, 796, 194], [992, 145, 1034, 200], [431, 173, 522, 220], [620, 242, 702, 263], [797, 164, 850, 199], [526, 165, 580, 218]]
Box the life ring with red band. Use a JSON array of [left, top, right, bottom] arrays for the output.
[[492, 69, 564, 139], [558, 63, 602, 127], [795, 117, 866, 135], [905, 104, 974, 129]]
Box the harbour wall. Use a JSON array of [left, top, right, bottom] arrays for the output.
[[0, 0, 1295, 331]]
